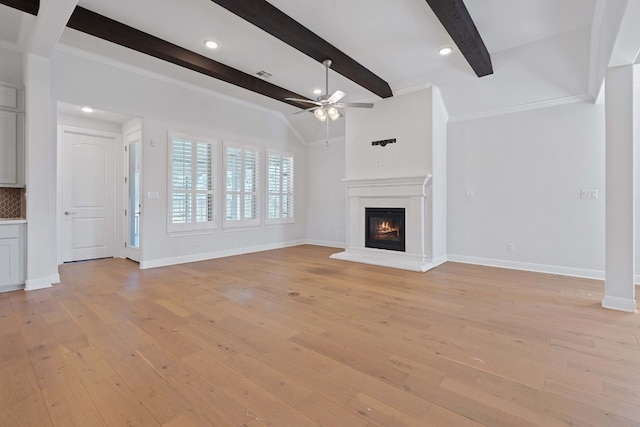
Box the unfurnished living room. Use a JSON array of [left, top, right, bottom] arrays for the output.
[[1, 0, 640, 426]]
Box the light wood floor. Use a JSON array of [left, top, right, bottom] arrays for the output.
[[1, 245, 640, 426]]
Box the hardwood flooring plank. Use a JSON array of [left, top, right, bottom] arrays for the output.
[[41, 377, 106, 427], [84, 374, 159, 426], [225, 353, 314, 406], [260, 349, 358, 406], [175, 377, 269, 427], [296, 392, 369, 427], [221, 377, 319, 427], [345, 392, 425, 427], [1, 392, 52, 427]]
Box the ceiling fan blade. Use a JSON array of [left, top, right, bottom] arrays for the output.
[[285, 97, 322, 106], [292, 106, 319, 115], [333, 102, 374, 109], [327, 90, 346, 104]]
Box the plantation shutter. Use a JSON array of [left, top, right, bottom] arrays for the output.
[[267, 151, 294, 224], [224, 143, 260, 227], [169, 133, 216, 232]]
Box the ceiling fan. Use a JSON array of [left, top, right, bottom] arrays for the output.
[[286, 59, 374, 122]]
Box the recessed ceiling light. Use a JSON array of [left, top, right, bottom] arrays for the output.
[[204, 40, 219, 49], [439, 46, 453, 56], [81, 106, 94, 113], [313, 89, 322, 95]]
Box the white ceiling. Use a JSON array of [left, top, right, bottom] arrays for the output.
[[0, 0, 621, 143]]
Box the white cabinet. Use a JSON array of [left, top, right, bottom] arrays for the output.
[[0, 110, 18, 184], [0, 223, 25, 290], [0, 83, 24, 187], [0, 85, 17, 109]]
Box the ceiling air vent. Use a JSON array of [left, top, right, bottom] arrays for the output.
[[255, 70, 272, 80]]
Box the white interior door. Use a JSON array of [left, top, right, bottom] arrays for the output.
[[61, 129, 116, 262], [125, 130, 141, 262]]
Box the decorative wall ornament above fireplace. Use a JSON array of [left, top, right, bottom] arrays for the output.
[[371, 138, 396, 147]]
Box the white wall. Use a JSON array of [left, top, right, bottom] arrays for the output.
[[305, 138, 346, 247], [448, 101, 606, 278], [345, 88, 433, 179], [57, 113, 123, 133], [50, 49, 307, 267]]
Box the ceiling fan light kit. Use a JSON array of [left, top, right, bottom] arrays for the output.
[[286, 59, 373, 122]]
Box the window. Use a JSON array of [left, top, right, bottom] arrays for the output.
[[267, 151, 294, 224], [224, 142, 260, 227], [168, 132, 216, 232]]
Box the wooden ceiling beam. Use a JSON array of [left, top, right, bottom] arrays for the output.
[[65, 7, 314, 110], [425, 0, 493, 77], [0, 0, 39, 16], [209, 0, 393, 99]]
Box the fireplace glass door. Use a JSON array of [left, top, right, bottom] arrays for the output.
[[365, 208, 406, 252]]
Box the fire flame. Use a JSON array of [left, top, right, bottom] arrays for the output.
[[376, 221, 399, 237]]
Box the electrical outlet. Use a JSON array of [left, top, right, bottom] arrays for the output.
[[507, 243, 515, 252], [580, 189, 598, 199]]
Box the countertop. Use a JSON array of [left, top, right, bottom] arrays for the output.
[[0, 218, 27, 224]]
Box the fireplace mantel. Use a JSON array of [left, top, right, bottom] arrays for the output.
[[331, 174, 441, 272], [341, 175, 432, 198]]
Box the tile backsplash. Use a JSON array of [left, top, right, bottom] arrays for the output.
[[0, 187, 25, 218]]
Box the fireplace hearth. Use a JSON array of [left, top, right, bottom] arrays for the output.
[[365, 207, 405, 252]]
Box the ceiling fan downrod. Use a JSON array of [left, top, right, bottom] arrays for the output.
[[322, 59, 332, 99]]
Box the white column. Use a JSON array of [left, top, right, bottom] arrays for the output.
[[23, 53, 57, 290], [602, 65, 636, 312]]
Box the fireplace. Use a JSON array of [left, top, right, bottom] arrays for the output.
[[331, 175, 440, 272], [365, 207, 405, 252]]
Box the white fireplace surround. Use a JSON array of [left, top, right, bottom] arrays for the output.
[[331, 175, 438, 272]]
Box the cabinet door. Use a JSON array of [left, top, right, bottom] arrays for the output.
[[0, 226, 20, 286], [0, 85, 17, 109], [0, 111, 17, 185]]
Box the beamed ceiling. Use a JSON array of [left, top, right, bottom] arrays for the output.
[[0, 0, 491, 105], [0, 0, 624, 143]]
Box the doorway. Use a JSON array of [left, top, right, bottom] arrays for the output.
[[59, 127, 118, 262], [125, 129, 141, 262]]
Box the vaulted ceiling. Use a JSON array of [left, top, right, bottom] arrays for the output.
[[0, 0, 631, 143]]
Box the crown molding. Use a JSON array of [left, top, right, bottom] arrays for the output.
[[448, 93, 594, 123]]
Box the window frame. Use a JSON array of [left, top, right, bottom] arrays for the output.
[[223, 141, 261, 229], [266, 150, 295, 225], [167, 132, 217, 234]]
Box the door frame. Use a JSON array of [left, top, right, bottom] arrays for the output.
[[123, 126, 142, 262], [56, 125, 122, 265]]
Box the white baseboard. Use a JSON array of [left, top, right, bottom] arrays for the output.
[[304, 239, 345, 249], [432, 255, 448, 268], [601, 295, 637, 312], [447, 254, 605, 280], [50, 272, 61, 284], [140, 240, 306, 269], [0, 284, 24, 293], [25, 277, 53, 291]]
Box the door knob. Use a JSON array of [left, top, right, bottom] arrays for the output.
[[64, 211, 75, 215]]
